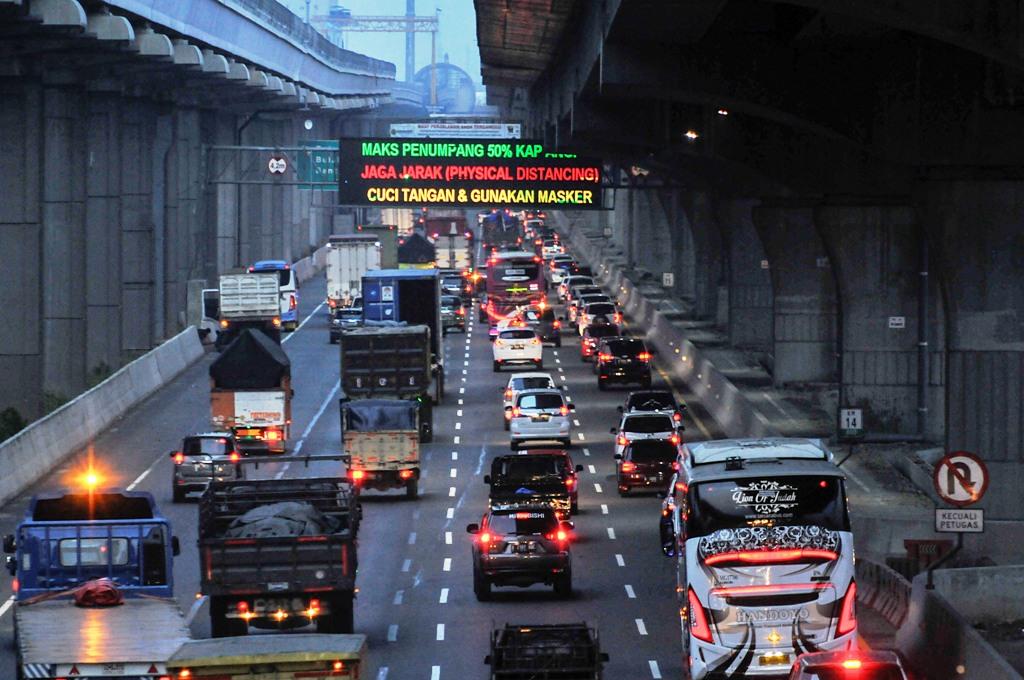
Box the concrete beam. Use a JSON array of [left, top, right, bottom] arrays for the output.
[[200, 49, 229, 75], [28, 0, 85, 27], [171, 39, 203, 68], [226, 59, 249, 81], [132, 27, 173, 59], [85, 12, 134, 42]]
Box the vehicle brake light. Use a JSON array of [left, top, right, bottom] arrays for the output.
[[638, 352, 651, 361], [219, 319, 229, 329], [265, 430, 281, 441], [173, 452, 185, 465], [272, 316, 282, 328], [842, 659, 863, 670], [351, 470, 365, 481], [565, 477, 576, 489], [504, 389, 513, 399], [399, 469, 414, 480], [457, 307, 465, 315], [229, 452, 240, 463], [237, 601, 249, 613], [328, 298, 337, 308], [512, 407, 521, 417], [553, 319, 561, 328], [687, 587, 713, 643], [672, 461, 681, 471], [617, 435, 628, 447], [556, 530, 567, 541], [479, 531, 492, 545], [598, 353, 613, 362], [837, 581, 857, 635], [703, 549, 840, 567], [614, 312, 623, 323], [670, 433, 680, 445], [620, 461, 636, 473], [559, 406, 569, 416], [289, 294, 297, 310], [673, 412, 682, 422]]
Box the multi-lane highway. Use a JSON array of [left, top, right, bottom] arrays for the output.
[[0, 264, 729, 678]]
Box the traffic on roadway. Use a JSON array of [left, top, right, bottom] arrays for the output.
[[0, 209, 911, 680]]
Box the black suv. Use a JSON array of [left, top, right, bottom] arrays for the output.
[[615, 439, 679, 495], [485, 451, 583, 516], [467, 507, 573, 600], [619, 390, 686, 426], [595, 337, 652, 389]]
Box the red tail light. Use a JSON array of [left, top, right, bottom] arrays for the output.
[[533, 256, 541, 263], [457, 308, 465, 315], [559, 406, 569, 416], [399, 469, 414, 480], [512, 407, 521, 417], [670, 434, 680, 445], [620, 461, 636, 473], [672, 460, 681, 471], [504, 389, 513, 400], [837, 581, 857, 635], [229, 452, 240, 463], [479, 532, 492, 545], [565, 477, 576, 489], [617, 435, 628, 447], [173, 452, 185, 465], [351, 470, 365, 481], [556, 530, 568, 541], [673, 412, 682, 422], [598, 353, 613, 362], [614, 312, 623, 323], [638, 352, 652, 361], [688, 587, 714, 642], [703, 549, 840, 567], [553, 320, 561, 329], [289, 294, 297, 310], [327, 298, 337, 308], [265, 430, 281, 441]]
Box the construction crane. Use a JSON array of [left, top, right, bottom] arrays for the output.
[[313, 6, 441, 106]]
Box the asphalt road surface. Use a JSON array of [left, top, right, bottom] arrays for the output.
[[0, 269, 726, 679]]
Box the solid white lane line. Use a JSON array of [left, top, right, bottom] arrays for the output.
[[445, 531, 453, 545], [446, 507, 455, 519], [616, 554, 625, 567], [587, 464, 596, 474], [449, 486, 456, 497], [636, 618, 648, 636], [0, 596, 13, 619], [393, 590, 404, 604], [281, 301, 326, 343], [439, 588, 449, 604], [450, 468, 458, 478], [387, 624, 398, 642], [443, 558, 452, 572], [625, 584, 636, 599], [607, 527, 616, 539], [649, 660, 662, 679], [408, 532, 417, 545], [594, 483, 603, 493], [601, 504, 609, 514]]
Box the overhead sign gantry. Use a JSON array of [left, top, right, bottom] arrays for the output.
[[337, 138, 606, 209]]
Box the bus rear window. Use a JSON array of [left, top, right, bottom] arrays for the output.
[[495, 263, 540, 281], [687, 476, 849, 538]]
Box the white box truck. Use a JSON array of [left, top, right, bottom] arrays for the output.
[[327, 234, 382, 310], [216, 272, 282, 347]]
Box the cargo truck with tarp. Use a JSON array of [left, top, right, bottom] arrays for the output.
[[210, 329, 292, 453], [4, 488, 188, 680], [341, 399, 420, 498], [338, 325, 437, 442], [198, 472, 360, 637], [397, 232, 438, 268], [167, 634, 369, 680]]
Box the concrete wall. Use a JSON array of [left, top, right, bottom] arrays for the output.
[[0, 77, 339, 423]]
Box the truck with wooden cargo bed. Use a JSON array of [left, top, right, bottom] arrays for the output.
[[341, 399, 421, 498]]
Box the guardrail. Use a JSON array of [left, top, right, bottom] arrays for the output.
[[857, 557, 912, 629]]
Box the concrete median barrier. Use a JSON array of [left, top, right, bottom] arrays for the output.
[[0, 326, 204, 506]]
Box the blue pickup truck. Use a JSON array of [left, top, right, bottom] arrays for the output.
[[4, 488, 189, 679]]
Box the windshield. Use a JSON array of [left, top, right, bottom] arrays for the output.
[[586, 325, 619, 338], [517, 393, 565, 410], [512, 377, 553, 390], [497, 457, 565, 481], [605, 339, 644, 355], [687, 475, 850, 539], [628, 393, 675, 410], [441, 296, 461, 307], [338, 309, 361, 318], [183, 437, 231, 455], [585, 303, 616, 315], [627, 440, 678, 462], [623, 415, 674, 433], [494, 261, 540, 281], [488, 511, 558, 535], [500, 330, 535, 340]]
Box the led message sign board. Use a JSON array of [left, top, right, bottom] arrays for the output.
[[337, 138, 605, 209]]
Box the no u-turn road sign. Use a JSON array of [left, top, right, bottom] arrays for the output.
[[933, 450, 988, 508]]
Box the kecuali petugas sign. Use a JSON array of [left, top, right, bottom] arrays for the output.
[[337, 138, 606, 209]]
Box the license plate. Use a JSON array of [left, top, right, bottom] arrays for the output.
[[513, 543, 534, 554], [267, 581, 290, 591], [237, 428, 261, 436], [758, 653, 791, 666], [647, 476, 660, 482], [511, 344, 524, 350], [531, 414, 550, 422], [103, 663, 125, 674]]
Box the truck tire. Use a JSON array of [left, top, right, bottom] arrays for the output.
[[317, 595, 354, 634], [405, 479, 419, 500], [555, 336, 562, 347], [492, 361, 500, 372], [473, 568, 492, 601], [210, 596, 247, 638], [554, 568, 573, 598], [172, 486, 185, 504]]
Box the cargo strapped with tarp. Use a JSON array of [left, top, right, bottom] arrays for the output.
[[210, 328, 291, 389], [342, 399, 418, 431]]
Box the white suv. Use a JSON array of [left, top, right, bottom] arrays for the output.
[[493, 329, 543, 372], [502, 372, 557, 430], [509, 389, 575, 449], [611, 412, 679, 457]]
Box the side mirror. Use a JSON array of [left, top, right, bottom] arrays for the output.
[[466, 523, 480, 534], [660, 514, 676, 557], [483, 475, 492, 485], [609, 427, 617, 434], [616, 405, 623, 414], [3, 534, 15, 554], [614, 453, 623, 460], [171, 536, 181, 557], [575, 464, 584, 473]]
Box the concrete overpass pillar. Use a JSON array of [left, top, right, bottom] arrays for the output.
[[917, 180, 1024, 518], [0, 82, 43, 418], [120, 99, 156, 353], [679, 191, 725, 321], [815, 200, 944, 438], [719, 198, 773, 350], [753, 199, 838, 385], [41, 86, 87, 403]]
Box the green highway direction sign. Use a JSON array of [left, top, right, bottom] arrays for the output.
[[297, 140, 338, 188]]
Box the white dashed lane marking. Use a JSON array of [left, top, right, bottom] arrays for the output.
[[616, 554, 625, 567], [587, 464, 596, 474], [452, 451, 458, 460], [649, 660, 662, 679], [387, 624, 398, 642], [445, 531, 453, 544], [450, 468, 458, 478], [636, 618, 648, 636], [594, 483, 603, 493], [443, 558, 452, 572], [446, 508, 455, 519], [408, 532, 416, 545], [607, 527, 617, 540], [393, 590, 404, 605], [449, 486, 456, 497], [431, 664, 442, 678], [601, 504, 609, 515], [439, 588, 449, 604], [625, 584, 636, 599]]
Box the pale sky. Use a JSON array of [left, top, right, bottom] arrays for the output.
[[278, 0, 482, 84]]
